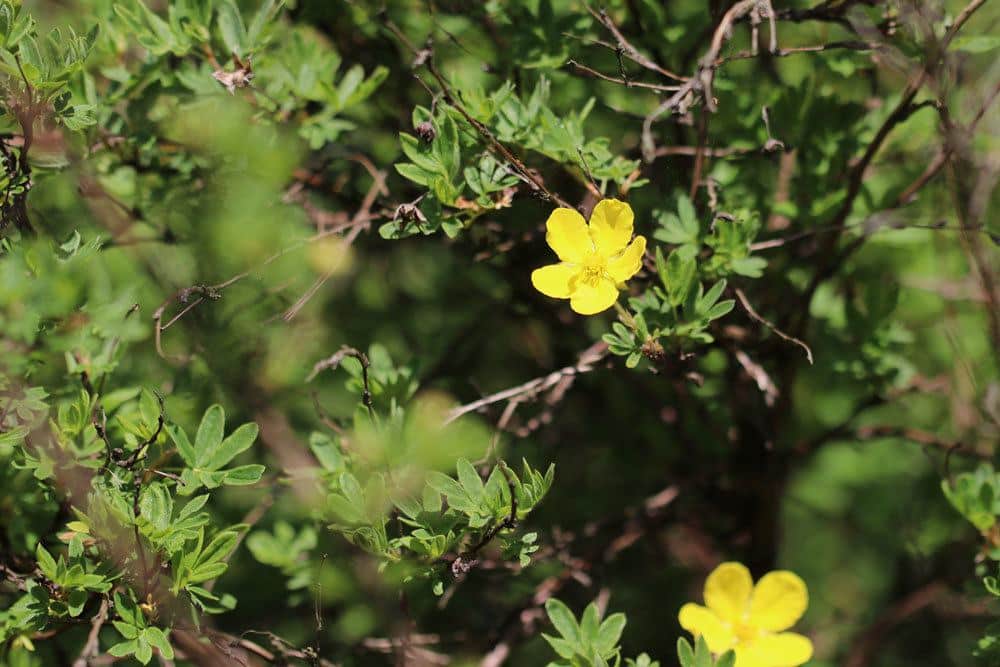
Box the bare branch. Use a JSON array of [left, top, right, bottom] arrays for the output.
[[445, 342, 608, 424], [735, 288, 814, 364]]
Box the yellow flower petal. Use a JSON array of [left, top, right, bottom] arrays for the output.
[[704, 562, 754, 623], [749, 571, 808, 632], [531, 263, 579, 299], [734, 645, 768, 667], [569, 277, 618, 315], [545, 207, 592, 262], [607, 235, 646, 283], [735, 633, 813, 667], [589, 198, 634, 257], [678, 603, 736, 654]]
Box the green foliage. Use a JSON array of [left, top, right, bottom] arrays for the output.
[[246, 521, 316, 590], [0, 0, 997, 665], [943, 464, 1000, 540], [543, 598, 627, 667], [107, 591, 174, 665], [385, 77, 642, 240], [676, 637, 735, 667], [166, 404, 265, 495]]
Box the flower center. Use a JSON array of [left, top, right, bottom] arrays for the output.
[[733, 620, 760, 642], [579, 254, 608, 286]]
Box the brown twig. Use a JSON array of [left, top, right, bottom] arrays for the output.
[[72, 597, 109, 667], [715, 39, 879, 65], [640, 0, 773, 161], [586, 6, 686, 82], [735, 288, 813, 364], [307, 346, 376, 422], [444, 342, 608, 424], [565, 60, 682, 92]]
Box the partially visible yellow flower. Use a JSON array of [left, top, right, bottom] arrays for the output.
[[678, 562, 813, 667], [531, 198, 646, 315]]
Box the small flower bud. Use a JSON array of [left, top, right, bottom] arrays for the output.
[[415, 121, 436, 143]]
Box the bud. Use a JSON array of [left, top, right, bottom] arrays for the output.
[[415, 121, 436, 143]]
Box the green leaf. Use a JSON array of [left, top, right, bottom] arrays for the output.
[[142, 626, 174, 660], [677, 195, 696, 229], [187, 561, 227, 584], [427, 471, 465, 500], [178, 494, 210, 520], [139, 483, 173, 530], [344, 65, 387, 108], [694, 636, 712, 667], [544, 598, 580, 644], [135, 638, 153, 664], [731, 256, 767, 278], [596, 613, 626, 654], [456, 459, 485, 503], [114, 592, 142, 627], [107, 639, 139, 658], [699, 279, 727, 312], [677, 638, 694, 667], [67, 589, 88, 616], [203, 422, 258, 471], [112, 621, 139, 640], [222, 464, 265, 485], [216, 0, 248, 56], [194, 405, 225, 468], [198, 530, 239, 567], [542, 633, 578, 660], [666, 247, 697, 307], [395, 162, 432, 186], [35, 544, 57, 580], [705, 300, 735, 321], [247, 0, 281, 44], [580, 603, 600, 648], [951, 35, 1000, 53], [334, 63, 363, 105], [138, 388, 160, 431]]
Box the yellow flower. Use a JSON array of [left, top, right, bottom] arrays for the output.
[[678, 562, 814, 667], [531, 198, 646, 315]]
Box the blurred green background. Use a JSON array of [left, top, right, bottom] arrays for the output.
[[1, 0, 998, 665]]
